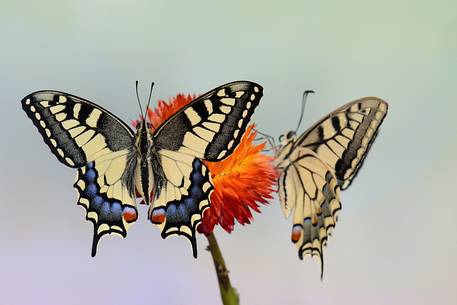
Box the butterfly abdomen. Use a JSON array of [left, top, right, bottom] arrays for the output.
[[133, 159, 154, 205]]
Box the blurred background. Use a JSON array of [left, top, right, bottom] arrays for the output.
[[1, 0, 456, 304]]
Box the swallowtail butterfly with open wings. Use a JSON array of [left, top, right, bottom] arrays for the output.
[[22, 81, 263, 257], [261, 91, 388, 278]]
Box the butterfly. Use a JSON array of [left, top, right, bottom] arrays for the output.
[[21, 81, 263, 257], [259, 91, 388, 278]]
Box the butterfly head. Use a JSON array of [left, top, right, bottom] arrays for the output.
[[133, 80, 156, 161], [279, 130, 297, 146]]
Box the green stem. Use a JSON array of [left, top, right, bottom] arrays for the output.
[[206, 232, 240, 305]]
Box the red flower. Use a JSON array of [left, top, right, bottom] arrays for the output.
[[137, 93, 277, 234], [199, 125, 277, 234]]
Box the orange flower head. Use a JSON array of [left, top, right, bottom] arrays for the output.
[[134, 93, 277, 234], [200, 124, 278, 234]]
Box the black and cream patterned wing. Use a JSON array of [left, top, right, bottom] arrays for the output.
[[21, 91, 134, 167], [277, 148, 341, 278], [22, 91, 137, 256], [153, 81, 263, 161], [150, 81, 263, 257], [74, 155, 138, 256], [150, 150, 213, 258], [294, 97, 388, 189]]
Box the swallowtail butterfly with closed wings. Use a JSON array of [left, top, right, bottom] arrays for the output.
[[259, 91, 388, 278]]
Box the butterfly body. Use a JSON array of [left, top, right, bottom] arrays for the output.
[[274, 96, 388, 277], [274, 130, 298, 170], [129, 120, 160, 207], [22, 81, 263, 257]]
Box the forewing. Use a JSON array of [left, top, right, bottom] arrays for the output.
[[279, 148, 341, 278], [73, 150, 138, 256], [295, 97, 388, 189], [150, 149, 212, 257], [22, 91, 134, 168], [153, 81, 263, 161]]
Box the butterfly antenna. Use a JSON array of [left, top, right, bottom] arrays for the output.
[[135, 80, 144, 118], [253, 128, 278, 153], [254, 129, 273, 140], [295, 90, 315, 133], [144, 82, 155, 116]]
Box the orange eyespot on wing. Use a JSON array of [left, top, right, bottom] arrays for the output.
[[150, 208, 167, 224]]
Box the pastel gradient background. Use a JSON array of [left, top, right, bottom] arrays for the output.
[[1, 1, 456, 304]]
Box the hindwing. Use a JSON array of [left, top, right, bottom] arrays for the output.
[[73, 151, 138, 256], [278, 148, 341, 278], [150, 150, 212, 257]]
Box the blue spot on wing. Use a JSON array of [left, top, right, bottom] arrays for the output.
[[84, 170, 96, 182], [91, 196, 103, 209], [100, 201, 111, 219], [190, 184, 203, 200], [177, 204, 189, 221], [191, 170, 204, 185], [184, 198, 195, 209], [166, 205, 177, 222], [111, 201, 122, 214], [192, 159, 201, 171], [84, 183, 97, 198]]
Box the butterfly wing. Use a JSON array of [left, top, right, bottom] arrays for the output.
[[22, 91, 137, 255], [153, 81, 263, 161], [278, 148, 341, 278], [151, 81, 263, 256], [294, 97, 388, 189], [150, 150, 213, 258], [74, 157, 138, 256], [22, 91, 134, 167]]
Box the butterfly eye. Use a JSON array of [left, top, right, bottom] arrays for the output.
[[286, 131, 296, 139], [135, 121, 143, 130]]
